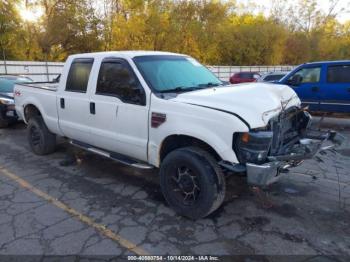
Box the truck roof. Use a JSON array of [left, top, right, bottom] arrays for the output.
[[302, 60, 350, 66], [68, 50, 185, 59]]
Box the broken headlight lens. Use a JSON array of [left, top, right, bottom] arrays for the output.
[[233, 131, 273, 164]]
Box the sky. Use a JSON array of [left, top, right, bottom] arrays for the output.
[[236, 0, 350, 23]]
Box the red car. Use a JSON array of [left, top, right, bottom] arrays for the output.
[[229, 72, 261, 84]]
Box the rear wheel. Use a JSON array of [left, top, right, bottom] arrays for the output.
[[27, 116, 56, 155], [160, 147, 226, 219]]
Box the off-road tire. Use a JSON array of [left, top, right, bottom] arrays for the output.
[[160, 146, 226, 219], [27, 116, 56, 155]]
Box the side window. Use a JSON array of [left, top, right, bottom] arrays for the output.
[[240, 73, 250, 78], [66, 58, 94, 92], [96, 60, 145, 105], [327, 65, 350, 83], [290, 67, 321, 83]]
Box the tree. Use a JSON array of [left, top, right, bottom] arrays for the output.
[[1, 0, 349, 64], [218, 14, 287, 65], [0, 0, 21, 60]]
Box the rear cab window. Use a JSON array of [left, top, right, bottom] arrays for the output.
[[327, 65, 350, 83], [66, 58, 94, 93]]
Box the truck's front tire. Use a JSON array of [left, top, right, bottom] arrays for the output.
[[27, 116, 56, 155], [160, 147, 226, 219]]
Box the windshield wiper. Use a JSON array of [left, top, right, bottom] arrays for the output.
[[158, 86, 198, 93], [158, 83, 222, 93], [197, 82, 222, 88]]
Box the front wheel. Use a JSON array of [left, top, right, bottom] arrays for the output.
[[27, 116, 56, 155], [160, 147, 226, 219]]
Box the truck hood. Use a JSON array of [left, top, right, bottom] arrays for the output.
[[172, 83, 300, 128]]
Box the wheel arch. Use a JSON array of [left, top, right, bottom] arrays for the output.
[[159, 134, 222, 164], [24, 104, 42, 122]]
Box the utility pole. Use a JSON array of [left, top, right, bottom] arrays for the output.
[[0, 40, 8, 74]]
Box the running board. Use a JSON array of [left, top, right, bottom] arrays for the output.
[[70, 140, 154, 169]]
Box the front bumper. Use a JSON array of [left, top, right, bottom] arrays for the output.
[[245, 130, 345, 187], [0, 104, 18, 124]]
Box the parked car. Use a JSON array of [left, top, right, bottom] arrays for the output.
[[0, 75, 32, 127], [229, 72, 261, 84], [279, 61, 350, 113], [14, 51, 342, 219], [257, 71, 288, 83]]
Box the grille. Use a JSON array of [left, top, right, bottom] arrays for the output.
[[269, 107, 309, 155], [232, 107, 310, 164]]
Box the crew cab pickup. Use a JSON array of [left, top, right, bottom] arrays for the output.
[[279, 60, 350, 113], [14, 51, 343, 219]]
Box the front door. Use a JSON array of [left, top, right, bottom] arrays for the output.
[[89, 58, 149, 162], [286, 66, 322, 111]]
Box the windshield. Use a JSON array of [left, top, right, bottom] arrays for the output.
[[133, 55, 222, 92]]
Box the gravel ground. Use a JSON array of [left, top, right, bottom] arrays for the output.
[[0, 118, 349, 260]]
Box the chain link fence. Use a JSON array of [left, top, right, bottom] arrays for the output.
[[0, 60, 296, 82]]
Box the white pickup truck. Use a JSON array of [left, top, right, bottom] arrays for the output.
[[14, 51, 342, 219]]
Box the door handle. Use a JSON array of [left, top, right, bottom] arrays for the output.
[[311, 86, 319, 92], [90, 102, 95, 115], [60, 98, 65, 109]]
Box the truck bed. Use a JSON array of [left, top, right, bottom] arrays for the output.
[[14, 81, 63, 136], [16, 82, 59, 91]]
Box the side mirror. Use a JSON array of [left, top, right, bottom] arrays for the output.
[[289, 75, 302, 86], [131, 85, 146, 106]]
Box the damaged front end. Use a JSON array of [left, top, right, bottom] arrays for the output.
[[225, 107, 345, 187]]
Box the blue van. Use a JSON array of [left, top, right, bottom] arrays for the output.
[[278, 61, 350, 113]]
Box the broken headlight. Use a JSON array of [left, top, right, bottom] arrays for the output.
[[233, 131, 273, 164]]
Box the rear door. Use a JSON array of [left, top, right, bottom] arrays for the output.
[[57, 58, 94, 143], [88, 57, 149, 161], [285, 66, 322, 111], [319, 63, 350, 113]]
